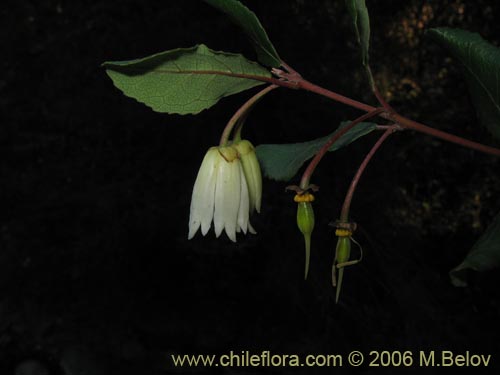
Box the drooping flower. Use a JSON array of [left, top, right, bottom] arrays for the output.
[[188, 145, 256, 242]]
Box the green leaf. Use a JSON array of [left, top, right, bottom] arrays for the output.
[[345, 0, 371, 67], [203, 0, 281, 67], [102, 44, 270, 115], [450, 211, 500, 287], [256, 121, 377, 181], [429, 28, 500, 141]]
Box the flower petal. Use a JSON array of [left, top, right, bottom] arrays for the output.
[[234, 140, 262, 213], [188, 148, 218, 239], [237, 162, 250, 234], [248, 221, 257, 234], [245, 151, 262, 213], [214, 148, 240, 242], [200, 166, 218, 236]]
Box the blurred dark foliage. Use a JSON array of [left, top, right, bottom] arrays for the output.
[[1, 0, 500, 374]]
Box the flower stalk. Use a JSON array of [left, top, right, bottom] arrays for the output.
[[299, 108, 385, 190], [219, 84, 278, 146], [224, 65, 500, 157], [340, 126, 396, 222]]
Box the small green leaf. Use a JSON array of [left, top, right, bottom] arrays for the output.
[[256, 121, 377, 181], [345, 0, 371, 67], [450, 211, 500, 287], [103, 44, 270, 115], [203, 0, 281, 67], [429, 28, 500, 141]]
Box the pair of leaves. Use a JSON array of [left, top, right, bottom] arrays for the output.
[[103, 0, 280, 115], [256, 121, 377, 181], [430, 28, 500, 286], [103, 0, 372, 116]]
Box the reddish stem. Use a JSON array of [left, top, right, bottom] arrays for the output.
[[219, 84, 278, 146], [161, 69, 300, 89], [340, 127, 395, 222], [299, 108, 384, 189], [297, 78, 500, 157], [366, 65, 395, 113], [298, 79, 376, 113], [373, 86, 395, 113], [392, 113, 500, 157], [186, 67, 500, 157]]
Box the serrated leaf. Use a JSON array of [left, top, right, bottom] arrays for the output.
[[103, 44, 270, 115], [203, 0, 281, 67], [256, 121, 377, 181], [429, 28, 500, 141], [345, 0, 371, 67], [450, 211, 500, 287]]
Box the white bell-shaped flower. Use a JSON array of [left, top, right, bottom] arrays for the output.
[[188, 145, 256, 242]]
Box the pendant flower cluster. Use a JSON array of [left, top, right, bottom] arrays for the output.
[[188, 140, 262, 242]]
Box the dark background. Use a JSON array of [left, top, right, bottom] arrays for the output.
[[1, 0, 500, 374]]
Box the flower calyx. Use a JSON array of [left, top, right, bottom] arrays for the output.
[[286, 184, 319, 200], [329, 220, 357, 235]]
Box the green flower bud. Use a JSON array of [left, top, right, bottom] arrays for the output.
[[334, 236, 351, 303], [296, 197, 315, 280], [335, 236, 351, 264], [297, 201, 315, 235]]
